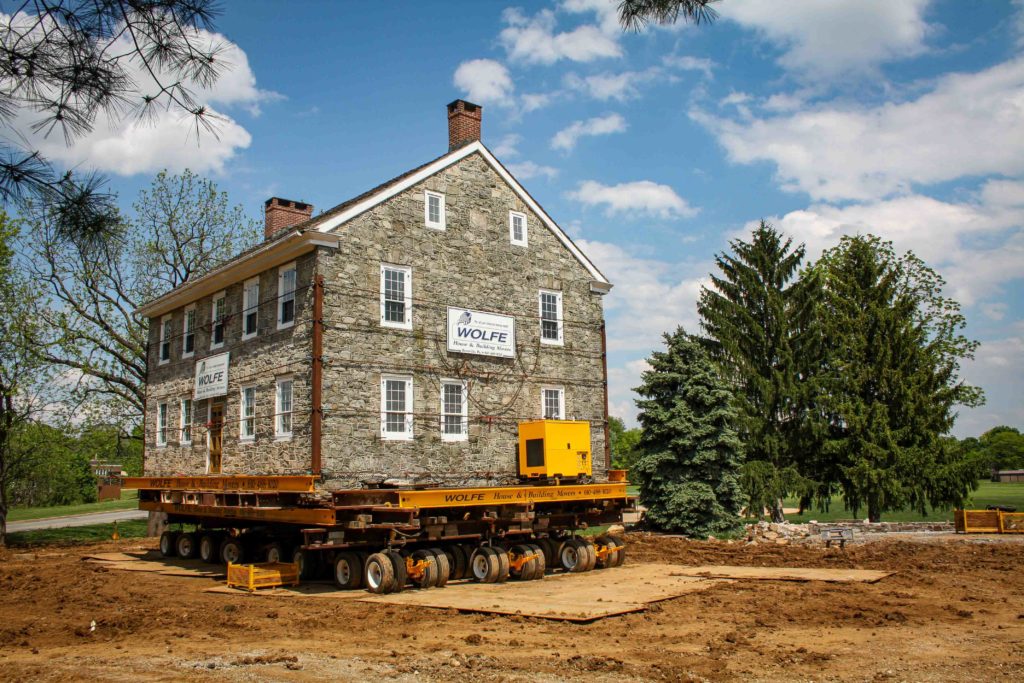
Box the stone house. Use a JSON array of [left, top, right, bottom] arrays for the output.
[[140, 100, 613, 489]]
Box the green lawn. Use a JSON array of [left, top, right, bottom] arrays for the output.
[[7, 490, 139, 522], [4, 519, 149, 547]]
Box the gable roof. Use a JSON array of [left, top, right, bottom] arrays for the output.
[[302, 140, 610, 286]]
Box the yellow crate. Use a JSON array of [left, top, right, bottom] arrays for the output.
[[954, 509, 1024, 534], [226, 562, 300, 592], [518, 420, 591, 480]]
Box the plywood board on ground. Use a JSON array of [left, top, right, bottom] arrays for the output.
[[205, 583, 364, 599], [670, 565, 893, 583], [84, 552, 225, 578]]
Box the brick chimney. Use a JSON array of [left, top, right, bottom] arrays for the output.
[[448, 99, 482, 151], [264, 197, 313, 240]]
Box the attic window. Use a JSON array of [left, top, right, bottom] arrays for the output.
[[425, 190, 445, 230], [509, 211, 527, 247]]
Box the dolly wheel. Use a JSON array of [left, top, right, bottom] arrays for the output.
[[611, 539, 626, 567], [495, 547, 510, 583], [264, 542, 285, 563], [509, 544, 539, 580], [525, 544, 546, 580], [333, 552, 364, 590], [220, 539, 245, 565], [451, 545, 472, 580], [469, 547, 501, 583], [428, 548, 451, 587], [596, 537, 625, 568], [364, 552, 396, 594], [386, 550, 407, 592], [159, 531, 179, 557], [199, 534, 221, 564], [292, 548, 317, 580], [537, 537, 560, 571], [409, 549, 440, 589], [560, 539, 589, 573], [580, 541, 597, 572], [175, 532, 198, 559]]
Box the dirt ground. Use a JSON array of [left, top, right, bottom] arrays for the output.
[[1, 532, 1022, 682]]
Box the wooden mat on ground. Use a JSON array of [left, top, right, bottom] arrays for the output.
[[670, 565, 892, 583], [83, 551, 225, 578]]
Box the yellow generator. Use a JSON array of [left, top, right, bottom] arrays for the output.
[[517, 420, 592, 481]]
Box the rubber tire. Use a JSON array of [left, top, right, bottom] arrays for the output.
[[560, 539, 587, 573], [159, 530, 179, 558], [175, 532, 198, 559], [539, 537, 562, 571], [264, 541, 285, 563], [428, 548, 451, 587], [597, 537, 624, 568], [525, 543, 546, 580], [579, 541, 597, 572], [411, 549, 440, 588], [451, 545, 471, 580], [386, 550, 407, 592], [199, 534, 221, 564], [442, 548, 459, 582], [470, 546, 500, 583], [610, 538, 626, 567], [364, 552, 396, 594], [509, 544, 534, 580], [594, 537, 613, 569], [333, 552, 364, 590], [495, 547, 510, 583], [292, 547, 319, 580], [220, 538, 245, 565]]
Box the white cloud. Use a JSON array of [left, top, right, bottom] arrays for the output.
[[568, 180, 698, 219], [982, 303, 1008, 321], [723, 0, 932, 79], [564, 68, 661, 101], [560, 0, 622, 35], [693, 58, 1024, 201], [506, 161, 558, 181], [663, 55, 715, 79], [9, 22, 271, 176], [522, 92, 554, 112], [499, 7, 621, 65], [492, 134, 521, 157], [551, 113, 627, 151], [453, 59, 515, 107], [959, 334, 1024, 436]]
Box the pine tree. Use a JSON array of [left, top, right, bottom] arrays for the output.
[[697, 220, 820, 521], [633, 328, 744, 537], [818, 235, 984, 521]]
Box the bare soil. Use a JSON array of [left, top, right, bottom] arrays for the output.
[[1, 532, 1022, 682]]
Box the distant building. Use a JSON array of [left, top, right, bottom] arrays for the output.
[[139, 100, 613, 489], [994, 470, 1024, 483]]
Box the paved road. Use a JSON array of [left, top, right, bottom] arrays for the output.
[[7, 509, 148, 533]]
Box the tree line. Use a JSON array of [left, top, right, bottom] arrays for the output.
[[622, 222, 992, 536]]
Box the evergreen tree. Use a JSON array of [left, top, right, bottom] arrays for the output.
[[818, 235, 984, 521], [697, 220, 821, 521], [633, 328, 744, 537]]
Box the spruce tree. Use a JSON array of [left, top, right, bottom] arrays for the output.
[[633, 328, 744, 537], [818, 235, 984, 521], [697, 221, 820, 521]]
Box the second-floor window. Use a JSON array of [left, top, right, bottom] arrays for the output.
[[211, 293, 226, 349], [240, 386, 256, 440], [539, 290, 563, 345], [424, 190, 445, 229], [542, 387, 564, 420], [180, 398, 192, 444], [381, 375, 413, 440], [156, 402, 168, 446], [243, 277, 259, 340], [276, 377, 293, 438], [441, 380, 468, 441], [159, 315, 172, 364], [278, 263, 296, 328], [182, 305, 196, 358], [380, 264, 412, 329]]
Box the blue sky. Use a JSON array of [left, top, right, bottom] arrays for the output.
[[13, 1, 1024, 436]]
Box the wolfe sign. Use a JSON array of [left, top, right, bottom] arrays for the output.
[[193, 352, 230, 400], [447, 307, 515, 358]]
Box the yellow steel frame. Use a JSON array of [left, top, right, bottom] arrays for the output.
[[394, 482, 629, 509], [124, 475, 317, 493], [139, 500, 337, 525]]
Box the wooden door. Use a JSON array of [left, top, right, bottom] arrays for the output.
[[208, 402, 224, 474]]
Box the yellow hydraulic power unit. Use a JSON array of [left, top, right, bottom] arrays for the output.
[[517, 420, 592, 480]]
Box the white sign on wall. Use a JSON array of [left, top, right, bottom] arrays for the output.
[[447, 307, 516, 358], [193, 352, 230, 400]]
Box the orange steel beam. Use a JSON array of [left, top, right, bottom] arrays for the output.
[[140, 500, 336, 525], [124, 475, 318, 493], [393, 482, 629, 509]]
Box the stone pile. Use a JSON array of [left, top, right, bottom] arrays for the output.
[[745, 519, 955, 546]]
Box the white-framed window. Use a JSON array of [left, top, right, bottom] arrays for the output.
[[380, 263, 412, 330], [242, 277, 259, 340], [156, 402, 169, 446], [275, 377, 293, 439], [539, 289, 563, 345], [424, 190, 445, 230], [210, 292, 226, 350], [380, 374, 413, 440], [180, 398, 193, 444], [278, 262, 297, 329], [541, 386, 565, 420], [182, 305, 196, 358], [158, 315, 172, 364], [440, 379, 468, 441], [240, 386, 256, 441], [509, 210, 527, 247]]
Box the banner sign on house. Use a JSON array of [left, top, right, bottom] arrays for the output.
[[193, 352, 230, 400], [447, 307, 516, 358]]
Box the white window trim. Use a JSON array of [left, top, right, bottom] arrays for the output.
[[277, 262, 297, 331], [275, 376, 294, 440], [158, 314, 172, 365], [509, 210, 528, 247], [156, 402, 168, 447], [380, 374, 414, 441], [242, 277, 259, 341], [210, 291, 227, 350], [541, 386, 565, 420], [379, 263, 413, 330], [179, 398, 192, 445], [424, 190, 446, 230], [440, 379, 468, 442], [182, 305, 196, 359], [239, 385, 256, 442], [539, 289, 564, 346]]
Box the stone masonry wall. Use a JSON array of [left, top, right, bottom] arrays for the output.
[[317, 151, 608, 488]]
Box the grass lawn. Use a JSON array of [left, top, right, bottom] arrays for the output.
[[7, 490, 139, 522], [4, 519, 149, 547]]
